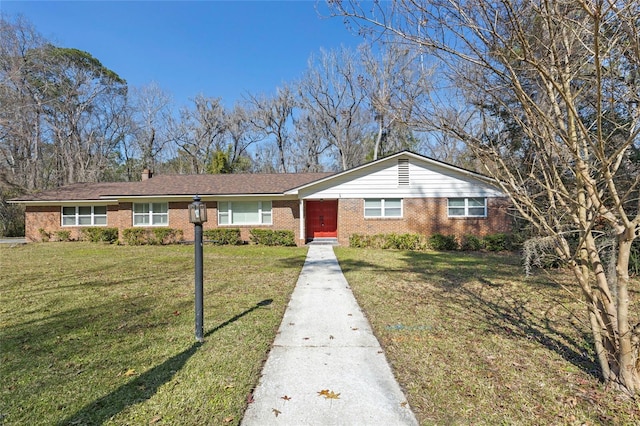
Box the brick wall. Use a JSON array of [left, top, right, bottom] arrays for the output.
[[337, 197, 512, 246], [25, 206, 60, 241], [25, 197, 510, 246]]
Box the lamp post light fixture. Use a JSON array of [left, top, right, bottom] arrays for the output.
[[188, 195, 207, 342]]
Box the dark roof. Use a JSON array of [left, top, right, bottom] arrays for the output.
[[12, 173, 335, 202]]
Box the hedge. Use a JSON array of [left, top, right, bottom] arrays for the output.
[[121, 228, 183, 245], [249, 229, 296, 246], [203, 228, 242, 245]]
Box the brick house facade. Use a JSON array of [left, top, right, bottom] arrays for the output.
[[15, 151, 512, 246]]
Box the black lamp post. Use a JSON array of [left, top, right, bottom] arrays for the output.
[[188, 195, 207, 342]]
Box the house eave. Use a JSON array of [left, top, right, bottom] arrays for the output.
[[10, 199, 120, 206]]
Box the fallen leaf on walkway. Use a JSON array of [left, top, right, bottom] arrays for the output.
[[273, 408, 282, 417], [351, 327, 359, 331], [329, 335, 334, 340], [246, 393, 254, 404], [400, 401, 408, 407], [303, 337, 310, 340], [318, 389, 340, 399], [281, 395, 291, 401]]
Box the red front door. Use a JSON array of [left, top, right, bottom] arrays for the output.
[[306, 200, 338, 239]]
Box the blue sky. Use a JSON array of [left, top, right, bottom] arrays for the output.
[[1, 1, 363, 108]]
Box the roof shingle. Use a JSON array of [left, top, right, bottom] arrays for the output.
[[12, 173, 335, 202]]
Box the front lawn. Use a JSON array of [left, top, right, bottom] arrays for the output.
[[335, 247, 640, 425], [0, 243, 306, 425]]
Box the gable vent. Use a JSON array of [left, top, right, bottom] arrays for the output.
[[398, 159, 410, 186]]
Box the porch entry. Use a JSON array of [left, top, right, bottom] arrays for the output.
[[305, 200, 338, 239]]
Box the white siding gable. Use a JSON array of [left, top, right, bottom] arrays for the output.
[[297, 155, 504, 199]]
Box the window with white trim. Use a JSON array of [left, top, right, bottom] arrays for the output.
[[448, 198, 487, 217], [218, 201, 272, 225], [133, 202, 168, 226], [62, 206, 107, 226], [364, 199, 402, 218]]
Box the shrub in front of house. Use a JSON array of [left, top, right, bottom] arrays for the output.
[[382, 233, 425, 250], [349, 233, 425, 250], [54, 230, 72, 242], [81, 227, 119, 244], [249, 229, 296, 246], [122, 228, 183, 245], [122, 228, 146, 245], [482, 233, 510, 252], [38, 228, 50, 242], [203, 228, 242, 245], [151, 228, 183, 245], [428, 233, 459, 251], [460, 234, 483, 251]]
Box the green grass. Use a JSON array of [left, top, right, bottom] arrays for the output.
[[335, 247, 640, 425], [3, 243, 639, 425], [1, 242, 307, 425]]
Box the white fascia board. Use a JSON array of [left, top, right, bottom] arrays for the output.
[[110, 193, 295, 202], [11, 199, 119, 206]]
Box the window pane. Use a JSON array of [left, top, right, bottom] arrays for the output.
[[94, 206, 107, 215], [365, 199, 382, 208], [62, 217, 76, 226], [448, 198, 465, 207], [218, 212, 229, 225], [365, 208, 382, 217], [468, 198, 485, 207], [449, 207, 465, 216], [468, 207, 486, 216], [261, 211, 272, 224], [152, 215, 168, 225], [261, 201, 272, 224], [94, 216, 107, 225], [152, 203, 168, 214], [78, 216, 92, 225], [385, 199, 401, 208], [232, 201, 259, 224], [385, 208, 402, 217], [79, 206, 91, 215], [134, 203, 149, 214], [134, 215, 149, 225], [62, 207, 76, 216]]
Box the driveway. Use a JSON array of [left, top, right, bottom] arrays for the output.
[[0, 237, 27, 244]]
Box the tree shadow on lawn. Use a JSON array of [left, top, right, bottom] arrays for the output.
[[58, 299, 272, 426], [336, 249, 600, 380], [399, 250, 601, 379]]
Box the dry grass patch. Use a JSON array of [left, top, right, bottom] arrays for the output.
[[335, 247, 640, 425], [0, 243, 306, 425]]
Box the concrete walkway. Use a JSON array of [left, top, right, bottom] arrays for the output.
[[241, 245, 418, 426]]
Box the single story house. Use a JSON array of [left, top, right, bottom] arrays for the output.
[[12, 151, 512, 246]]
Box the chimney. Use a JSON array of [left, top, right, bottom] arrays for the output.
[[142, 169, 152, 180]]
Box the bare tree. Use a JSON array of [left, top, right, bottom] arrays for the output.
[[358, 42, 432, 159], [331, 0, 640, 395], [173, 95, 226, 174], [222, 103, 261, 173], [128, 82, 174, 172], [0, 16, 45, 190], [291, 112, 333, 172], [247, 86, 295, 172], [297, 46, 368, 170]]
